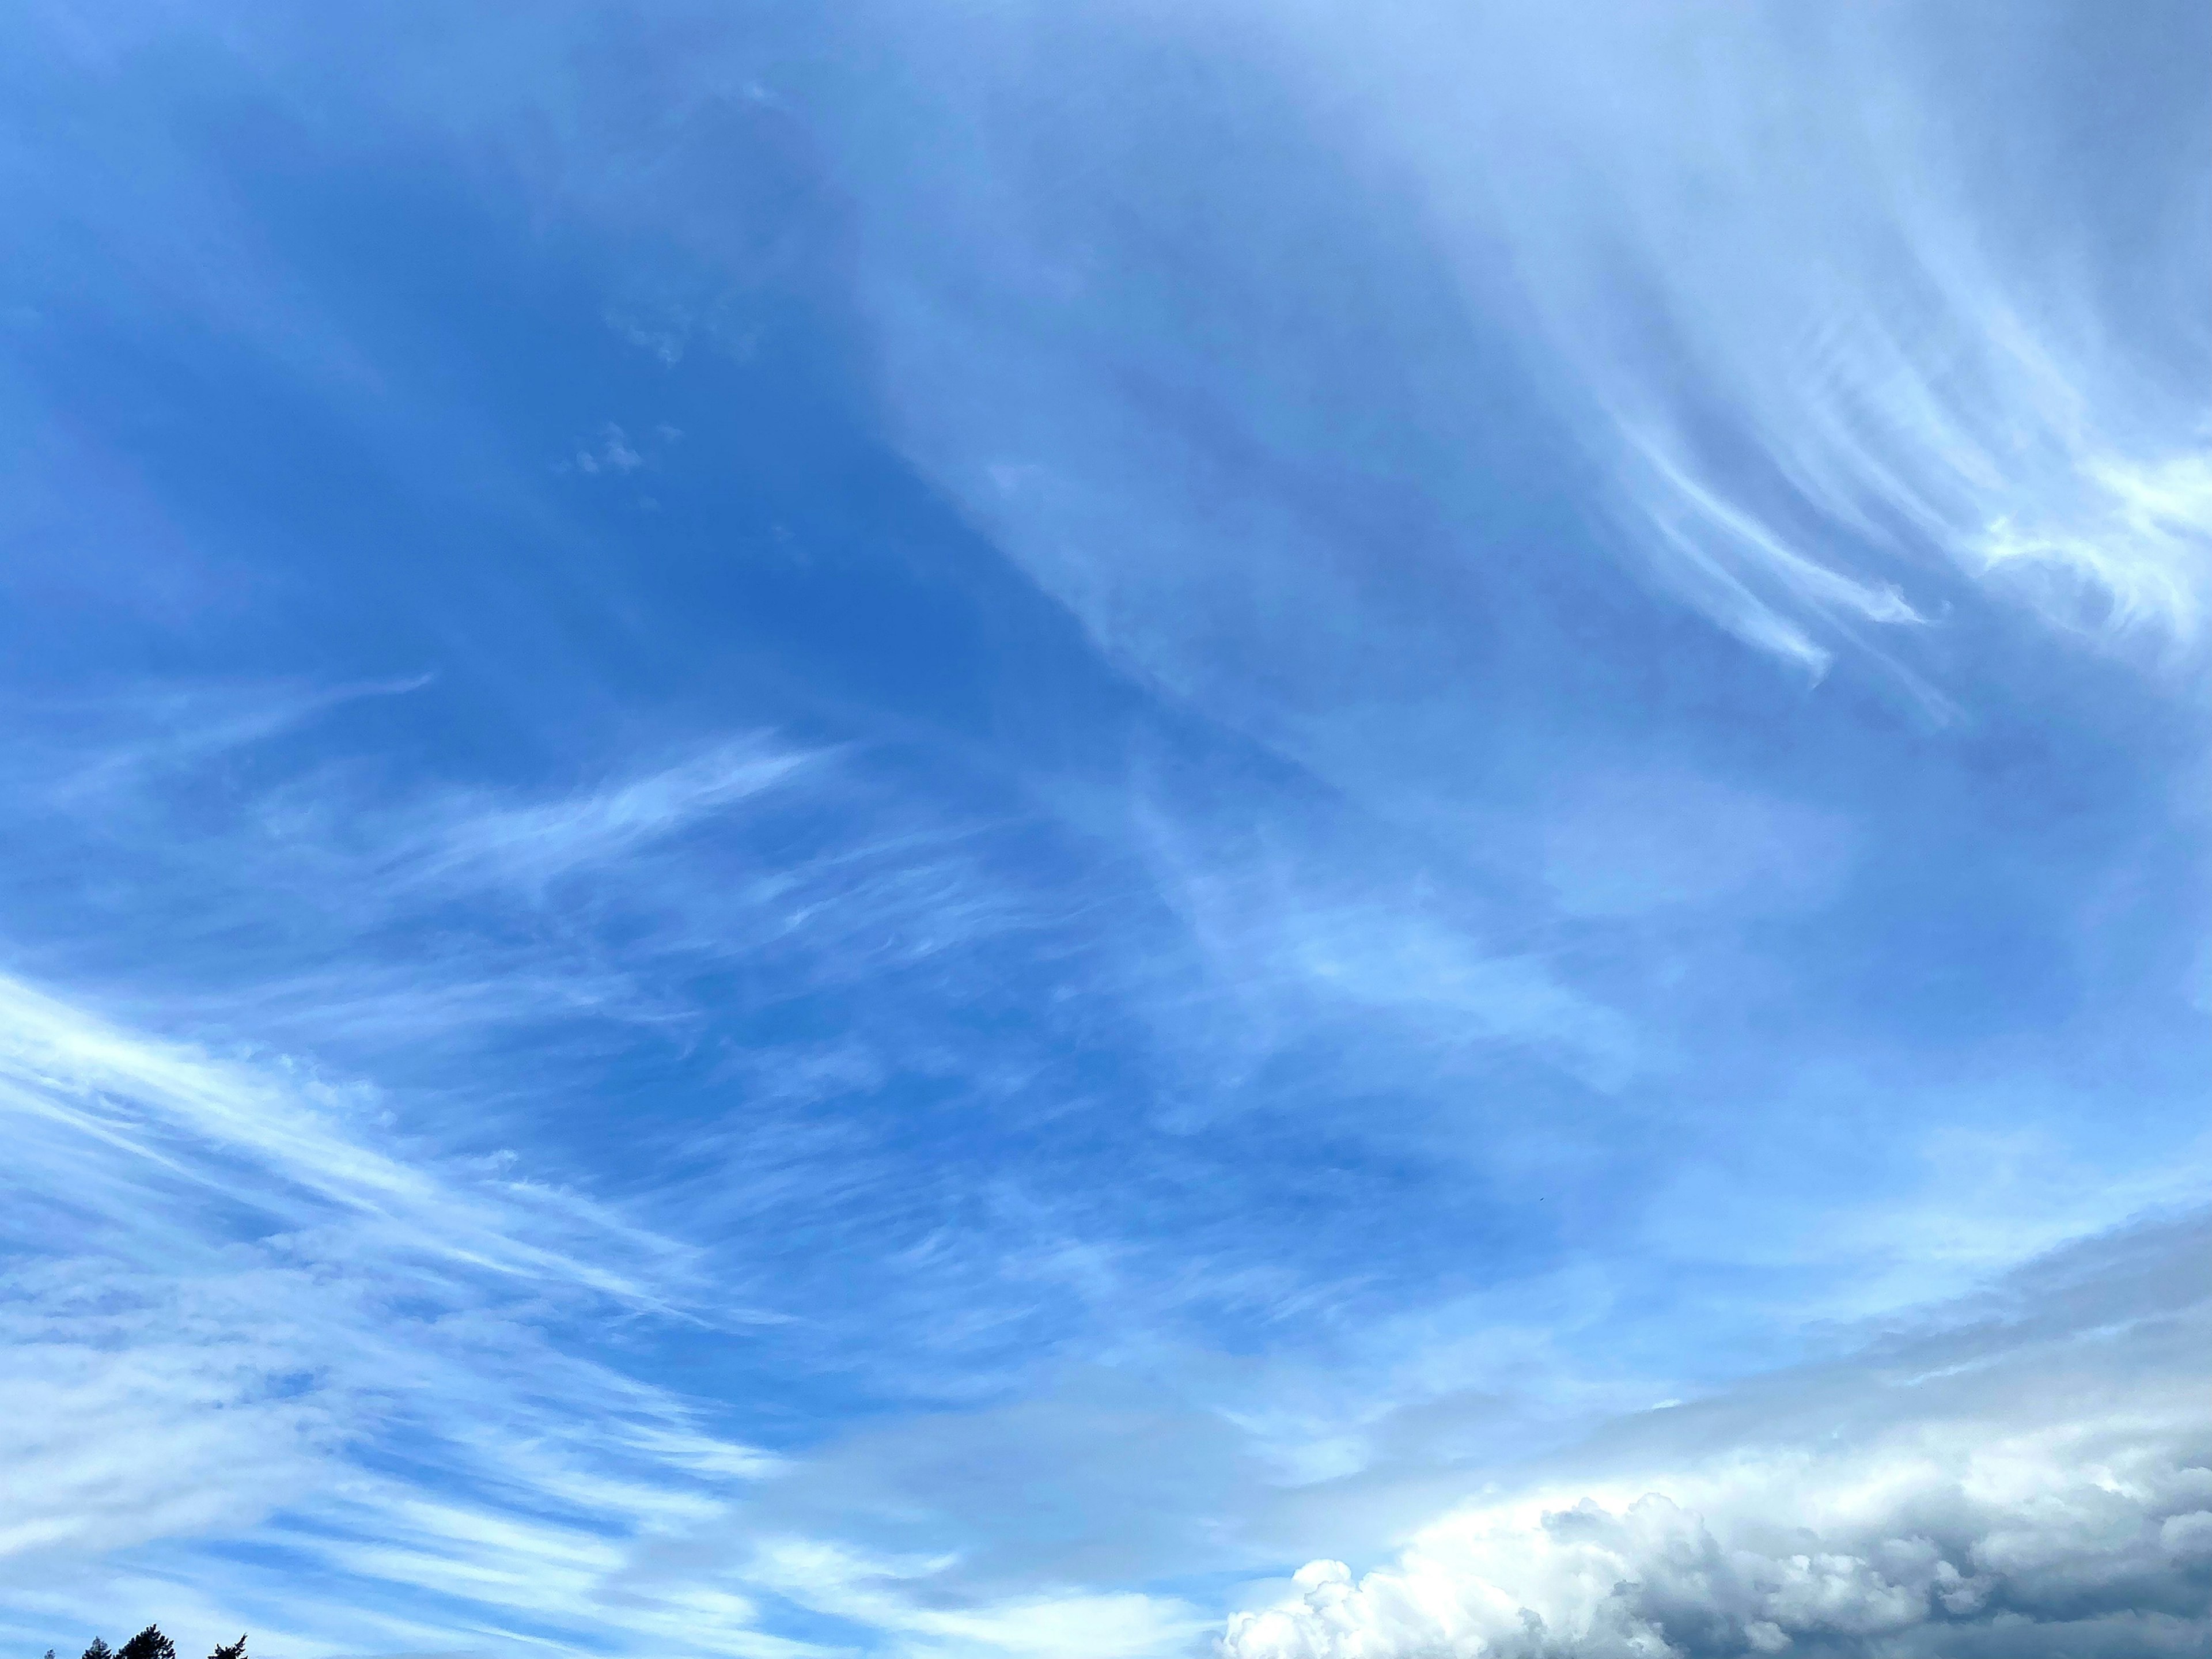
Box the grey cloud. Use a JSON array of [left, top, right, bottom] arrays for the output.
[[1224, 1212, 2212, 1658]]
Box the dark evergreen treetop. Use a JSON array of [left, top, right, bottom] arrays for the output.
[[65, 1631, 241, 1659]]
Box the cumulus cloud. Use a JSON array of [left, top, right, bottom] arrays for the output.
[[1224, 1215, 2212, 1658]]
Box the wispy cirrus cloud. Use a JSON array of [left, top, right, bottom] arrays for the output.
[[1325, 0, 2212, 669], [0, 970, 698, 1302], [0, 968, 783, 1653], [0, 678, 1215, 1652], [401, 737, 818, 891], [0, 923, 1211, 1658], [849, 0, 2209, 691]]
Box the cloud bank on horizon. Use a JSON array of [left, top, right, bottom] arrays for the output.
[[1225, 1215, 2212, 1658], [1, 1, 2207, 1656]]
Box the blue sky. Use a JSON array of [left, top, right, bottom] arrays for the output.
[[2, 2, 2209, 1656]]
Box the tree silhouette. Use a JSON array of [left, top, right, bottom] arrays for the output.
[[56, 1627, 245, 1659]]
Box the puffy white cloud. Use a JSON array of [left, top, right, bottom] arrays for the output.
[[1225, 1216, 2212, 1657]]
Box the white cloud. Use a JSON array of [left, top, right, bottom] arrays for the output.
[[1223, 1215, 2212, 1658], [1135, 811, 1637, 1097], [407, 736, 817, 890], [1319, 0, 2212, 666], [851, 0, 2208, 683], [0, 698, 1179, 1654], [0, 971, 686, 1303], [0, 967, 807, 1654], [744, 1536, 1209, 1659], [571, 422, 653, 476]]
